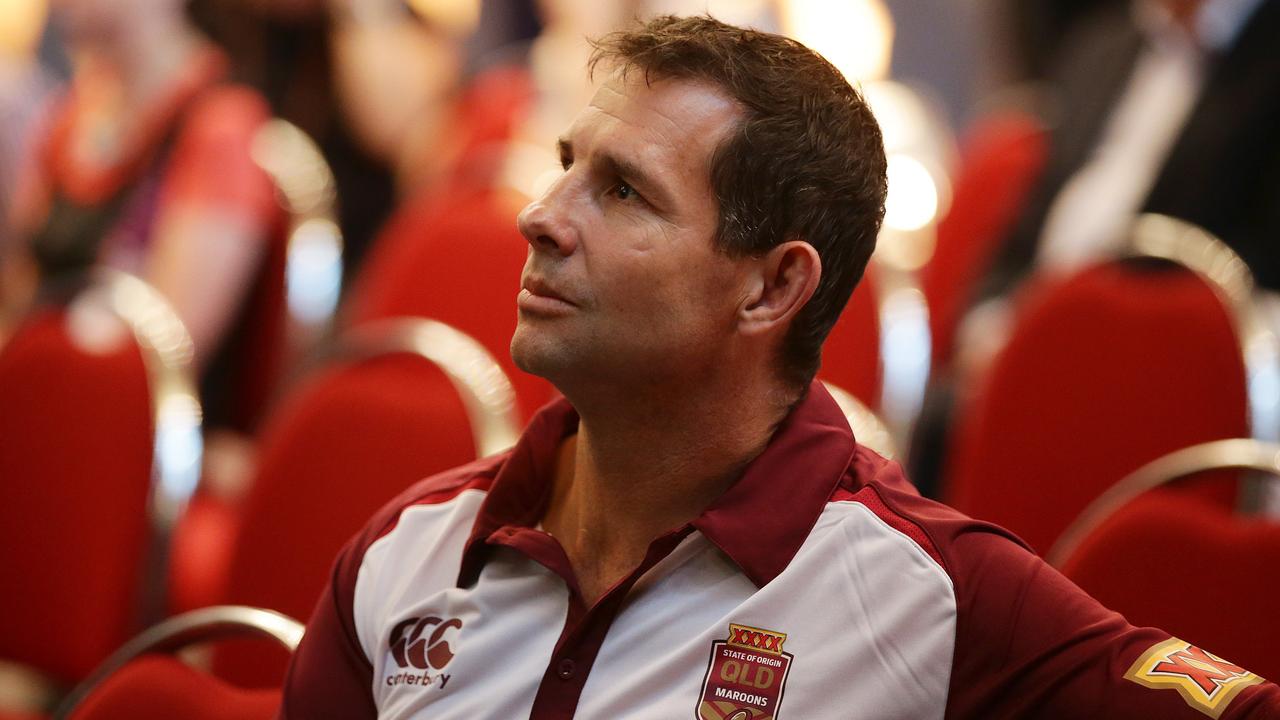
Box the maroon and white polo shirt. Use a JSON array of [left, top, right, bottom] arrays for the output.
[[280, 383, 1280, 719]]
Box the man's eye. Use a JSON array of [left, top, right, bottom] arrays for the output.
[[611, 182, 637, 200]]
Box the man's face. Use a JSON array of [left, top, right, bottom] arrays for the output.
[[511, 72, 747, 390]]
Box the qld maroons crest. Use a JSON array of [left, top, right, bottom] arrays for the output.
[[697, 623, 793, 720]]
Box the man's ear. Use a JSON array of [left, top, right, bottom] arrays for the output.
[[738, 240, 821, 336]]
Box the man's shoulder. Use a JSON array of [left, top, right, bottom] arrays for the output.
[[347, 451, 509, 561], [831, 444, 1039, 582]]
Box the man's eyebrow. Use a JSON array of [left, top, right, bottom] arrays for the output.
[[556, 137, 673, 208], [599, 153, 664, 198]]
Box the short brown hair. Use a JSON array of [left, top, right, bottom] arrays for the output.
[[590, 15, 888, 389]]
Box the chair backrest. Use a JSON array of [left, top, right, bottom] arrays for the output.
[[923, 111, 1048, 370], [1049, 439, 1280, 566], [820, 271, 882, 413], [211, 319, 519, 687], [346, 171, 555, 422], [251, 119, 344, 351], [944, 217, 1263, 554], [61, 605, 302, 720], [1058, 441, 1280, 681], [821, 262, 932, 449], [0, 272, 201, 683]]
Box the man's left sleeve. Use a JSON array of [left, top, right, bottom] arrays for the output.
[[940, 526, 1280, 719]]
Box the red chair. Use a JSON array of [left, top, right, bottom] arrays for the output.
[[345, 67, 549, 422], [60, 605, 302, 720], [944, 215, 1264, 554], [0, 272, 202, 685], [347, 184, 554, 421], [923, 110, 1048, 371], [1056, 439, 1280, 681], [821, 261, 934, 452], [251, 119, 344, 376], [171, 319, 519, 687], [820, 271, 882, 410]]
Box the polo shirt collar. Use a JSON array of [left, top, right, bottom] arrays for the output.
[[458, 381, 858, 589]]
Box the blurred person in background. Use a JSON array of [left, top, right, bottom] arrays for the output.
[[978, 0, 1123, 91], [970, 0, 1280, 316], [1, 0, 280, 432], [0, 0, 66, 340], [328, 0, 475, 200], [190, 0, 400, 283]]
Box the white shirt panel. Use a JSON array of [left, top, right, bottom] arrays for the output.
[[376, 548, 568, 719], [354, 491, 567, 719], [576, 500, 958, 719]]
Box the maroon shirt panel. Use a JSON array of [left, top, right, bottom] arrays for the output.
[[278, 458, 505, 719], [861, 480, 1280, 719]]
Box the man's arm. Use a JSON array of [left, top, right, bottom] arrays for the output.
[[941, 525, 1280, 719]]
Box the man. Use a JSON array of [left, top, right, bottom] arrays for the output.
[[280, 15, 1280, 719]]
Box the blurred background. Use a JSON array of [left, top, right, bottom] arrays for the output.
[[2, 0, 1280, 716]]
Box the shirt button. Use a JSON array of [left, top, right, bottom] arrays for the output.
[[557, 658, 576, 680]]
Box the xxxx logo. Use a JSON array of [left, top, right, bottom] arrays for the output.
[[728, 625, 787, 655], [1125, 638, 1264, 718], [384, 615, 463, 691]]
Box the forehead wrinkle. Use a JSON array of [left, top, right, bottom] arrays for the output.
[[593, 74, 738, 148]]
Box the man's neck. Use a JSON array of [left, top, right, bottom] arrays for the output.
[[542, 372, 796, 604]]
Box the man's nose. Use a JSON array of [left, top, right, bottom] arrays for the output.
[[517, 182, 579, 257]]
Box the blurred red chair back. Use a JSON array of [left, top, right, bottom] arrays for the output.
[[348, 187, 554, 420], [201, 319, 519, 686], [1, 271, 202, 684], [67, 655, 279, 720], [1061, 480, 1280, 681], [944, 260, 1248, 554], [0, 310, 154, 683], [924, 111, 1048, 370], [820, 270, 882, 410], [62, 605, 301, 720]]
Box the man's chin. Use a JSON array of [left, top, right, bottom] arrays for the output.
[[509, 330, 565, 381]]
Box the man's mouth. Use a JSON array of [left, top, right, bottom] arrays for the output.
[[518, 277, 577, 315]]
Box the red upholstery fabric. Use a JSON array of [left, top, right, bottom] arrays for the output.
[[1062, 489, 1280, 681], [0, 311, 153, 683], [208, 353, 476, 686], [348, 186, 554, 421], [819, 268, 881, 409], [167, 491, 242, 615], [944, 262, 1247, 554], [924, 111, 1048, 370], [68, 654, 279, 720]]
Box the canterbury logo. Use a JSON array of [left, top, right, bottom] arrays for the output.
[[1125, 638, 1264, 718], [726, 623, 787, 656], [389, 616, 463, 671]]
